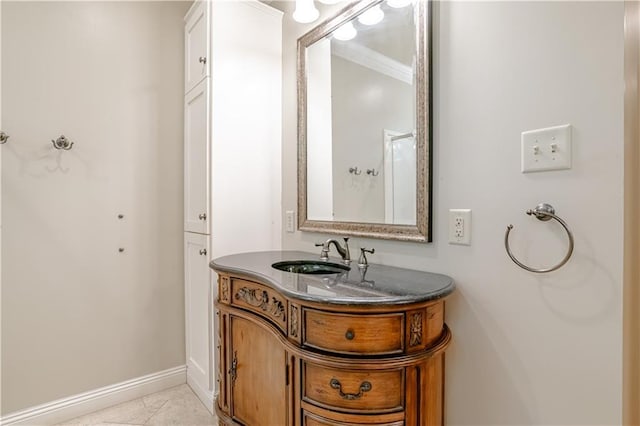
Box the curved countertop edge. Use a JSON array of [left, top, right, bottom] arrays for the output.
[[209, 250, 455, 306]]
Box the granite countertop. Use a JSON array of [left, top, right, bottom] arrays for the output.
[[210, 250, 454, 306]]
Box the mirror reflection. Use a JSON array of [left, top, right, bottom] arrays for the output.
[[306, 1, 417, 225], [298, 0, 430, 242]]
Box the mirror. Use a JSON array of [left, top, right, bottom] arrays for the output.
[[297, 0, 431, 242]]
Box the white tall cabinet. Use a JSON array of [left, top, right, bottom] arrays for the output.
[[183, 0, 283, 412]]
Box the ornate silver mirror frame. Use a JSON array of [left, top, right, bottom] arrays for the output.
[[297, 0, 432, 242]]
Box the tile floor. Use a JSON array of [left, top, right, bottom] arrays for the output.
[[58, 385, 218, 426]]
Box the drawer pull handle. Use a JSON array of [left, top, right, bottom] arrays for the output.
[[329, 378, 372, 400], [229, 351, 238, 384], [345, 329, 355, 340]]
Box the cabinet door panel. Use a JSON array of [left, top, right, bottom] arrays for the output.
[[185, 0, 209, 93], [230, 315, 287, 426], [184, 79, 209, 234], [185, 233, 212, 394]]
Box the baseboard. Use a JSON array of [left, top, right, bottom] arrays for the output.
[[1, 365, 187, 426], [186, 371, 215, 415]]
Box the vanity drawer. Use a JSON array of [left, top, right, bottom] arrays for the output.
[[303, 309, 403, 355], [303, 410, 404, 426], [230, 278, 287, 333], [302, 362, 404, 413]]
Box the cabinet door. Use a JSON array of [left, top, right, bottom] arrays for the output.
[[185, 232, 212, 402], [184, 79, 209, 234], [229, 315, 288, 425], [184, 0, 209, 94]]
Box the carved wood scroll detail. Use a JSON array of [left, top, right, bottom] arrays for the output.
[[234, 287, 286, 322], [290, 305, 299, 337], [220, 277, 230, 302], [409, 312, 423, 347]]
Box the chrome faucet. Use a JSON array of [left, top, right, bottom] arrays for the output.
[[315, 237, 351, 265]]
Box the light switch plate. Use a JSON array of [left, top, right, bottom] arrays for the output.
[[521, 124, 572, 173]]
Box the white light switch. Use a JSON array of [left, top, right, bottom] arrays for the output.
[[521, 124, 572, 173]]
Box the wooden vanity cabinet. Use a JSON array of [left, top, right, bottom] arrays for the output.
[[215, 273, 451, 426]]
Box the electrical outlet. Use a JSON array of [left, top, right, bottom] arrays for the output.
[[449, 209, 471, 245], [454, 217, 464, 237], [285, 210, 295, 233]]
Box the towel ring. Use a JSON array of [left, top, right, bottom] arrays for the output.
[[504, 203, 574, 273]]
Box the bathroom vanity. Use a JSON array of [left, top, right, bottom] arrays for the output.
[[211, 251, 454, 426]]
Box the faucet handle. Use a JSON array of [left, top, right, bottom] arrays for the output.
[[315, 242, 329, 261], [358, 248, 375, 267]]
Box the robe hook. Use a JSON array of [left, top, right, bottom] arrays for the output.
[[0, 131, 10, 144], [52, 135, 74, 150]]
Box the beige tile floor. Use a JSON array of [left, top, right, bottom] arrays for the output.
[[58, 385, 218, 426]]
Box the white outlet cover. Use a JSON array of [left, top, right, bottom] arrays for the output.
[[521, 124, 572, 173], [449, 209, 471, 245], [285, 210, 295, 233]]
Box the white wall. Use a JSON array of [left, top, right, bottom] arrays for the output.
[[282, 1, 624, 424], [1, 1, 188, 414], [307, 38, 334, 221], [331, 55, 413, 223]]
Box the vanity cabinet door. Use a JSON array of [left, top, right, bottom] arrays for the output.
[[184, 79, 210, 234], [229, 314, 289, 426], [184, 0, 209, 94]]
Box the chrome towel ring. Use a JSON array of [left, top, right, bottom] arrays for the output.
[[504, 203, 574, 273]]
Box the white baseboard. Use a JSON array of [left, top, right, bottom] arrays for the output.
[[1, 365, 187, 426], [186, 371, 215, 415]]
